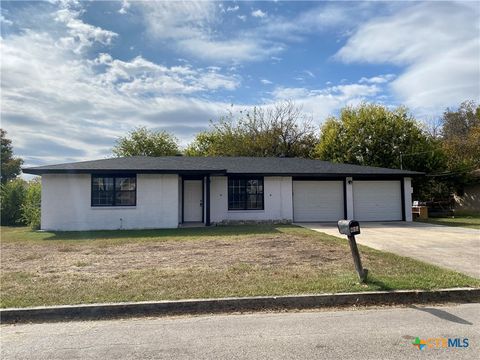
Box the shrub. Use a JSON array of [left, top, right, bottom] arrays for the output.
[[21, 180, 41, 230], [0, 179, 27, 225]]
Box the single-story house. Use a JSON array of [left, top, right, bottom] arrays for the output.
[[23, 156, 421, 231]]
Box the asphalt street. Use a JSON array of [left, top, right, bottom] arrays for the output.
[[1, 303, 479, 359]]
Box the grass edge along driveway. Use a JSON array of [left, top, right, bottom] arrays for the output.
[[416, 213, 480, 230], [1, 225, 479, 308]]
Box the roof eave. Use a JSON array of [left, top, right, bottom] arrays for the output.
[[22, 168, 423, 177]]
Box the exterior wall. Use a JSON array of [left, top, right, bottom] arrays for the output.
[[40, 172, 415, 230], [41, 173, 179, 231], [454, 184, 480, 212], [210, 176, 293, 223], [403, 177, 413, 221]]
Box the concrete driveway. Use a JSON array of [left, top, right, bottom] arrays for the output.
[[297, 222, 480, 278]]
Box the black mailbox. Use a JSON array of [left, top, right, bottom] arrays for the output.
[[337, 220, 360, 236], [337, 219, 367, 282]]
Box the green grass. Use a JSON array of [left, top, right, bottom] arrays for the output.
[[416, 213, 480, 229], [1, 225, 479, 308], [0, 224, 283, 244]]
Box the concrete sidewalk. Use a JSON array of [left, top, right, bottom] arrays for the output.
[[298, 222, 480, 278]]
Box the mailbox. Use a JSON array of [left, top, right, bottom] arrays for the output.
[[337, 219, 367, 282], [337, 220, 361, 236]]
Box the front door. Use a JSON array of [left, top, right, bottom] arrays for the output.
[[183, 180, 203, 222]]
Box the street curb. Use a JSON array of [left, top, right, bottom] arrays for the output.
[[1, 288, 479, 324]]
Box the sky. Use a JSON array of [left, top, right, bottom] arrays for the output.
[[1, 0, 479, 167]]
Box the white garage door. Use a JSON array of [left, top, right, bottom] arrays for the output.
[[353, 181, 402, 221], [293, 181, 344, 222]]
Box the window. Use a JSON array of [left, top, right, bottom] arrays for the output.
[[228, 177, 264, 210], [91, 175, 136, 206]]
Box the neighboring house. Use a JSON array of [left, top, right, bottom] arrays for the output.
[[23, 156, 421, 231], [454, 169, 480, 213]]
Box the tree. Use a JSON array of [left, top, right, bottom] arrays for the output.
[[441, 100, 480, 171], [431, 101, 480, 197], [315, 103, 447, 200], [112, 127, 180, 157], [186, 101, 318, 158], [0, 178, 27, 226], [21, 179, 41, 230], [1, 129, 23, 183]]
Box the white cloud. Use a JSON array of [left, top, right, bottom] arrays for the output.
[[270, 82, 383, 120], [359, 74, 395, 84], [336, 2, 480, 111], [118, 0, 130, 15], [178, 37, 282, 63], [304, 70, 315, 78], [54, 2, 117, 53], [1, 24, 382, 167], [326, 84, 380, 98], [273, 83, 380, 101], [251, 9, 266, 18], [136, 1, 280, 63], [1, 13, 13, 26], [226, 5, 239, 13], [0, 29, 238, 166], [272, 87, 310, 99], [258, 2, 380, 41], [132, 2, 377, 65], [138, 1, 216, 41], [200, 72, 240, 91], [391, 40, 479, 111], [95, 55, 240, 95], [261, 79, 273, 85]]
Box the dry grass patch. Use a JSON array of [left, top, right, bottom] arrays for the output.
[[1, 234, 348, 275]]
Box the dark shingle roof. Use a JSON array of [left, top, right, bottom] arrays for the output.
[[23, 156, 422, 177]]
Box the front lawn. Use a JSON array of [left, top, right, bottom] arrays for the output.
[[1, 225, 479, 308], [416, 213, 480, 229]]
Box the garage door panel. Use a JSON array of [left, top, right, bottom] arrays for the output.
[[353, 181, 402, 221], [293, 181, 344, 222]]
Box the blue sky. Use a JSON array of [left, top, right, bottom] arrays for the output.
[[1, 1, 479, 167]]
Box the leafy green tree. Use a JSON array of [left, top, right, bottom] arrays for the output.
[[1, 129, 23, 183], [0, 178, 27, 225], [185, 132, 223, 157], [113, 127, 180, 157], [441, 100, 480, 171], [434, 101, 480, 198], [21, 179, 41, 230], [186, 101, 318, 158], [315, 103, 447, 200]]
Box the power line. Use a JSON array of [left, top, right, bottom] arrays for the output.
[[399, 149, 441, 170]]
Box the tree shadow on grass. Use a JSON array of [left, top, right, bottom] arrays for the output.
[[39, 224, 291, 241]]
